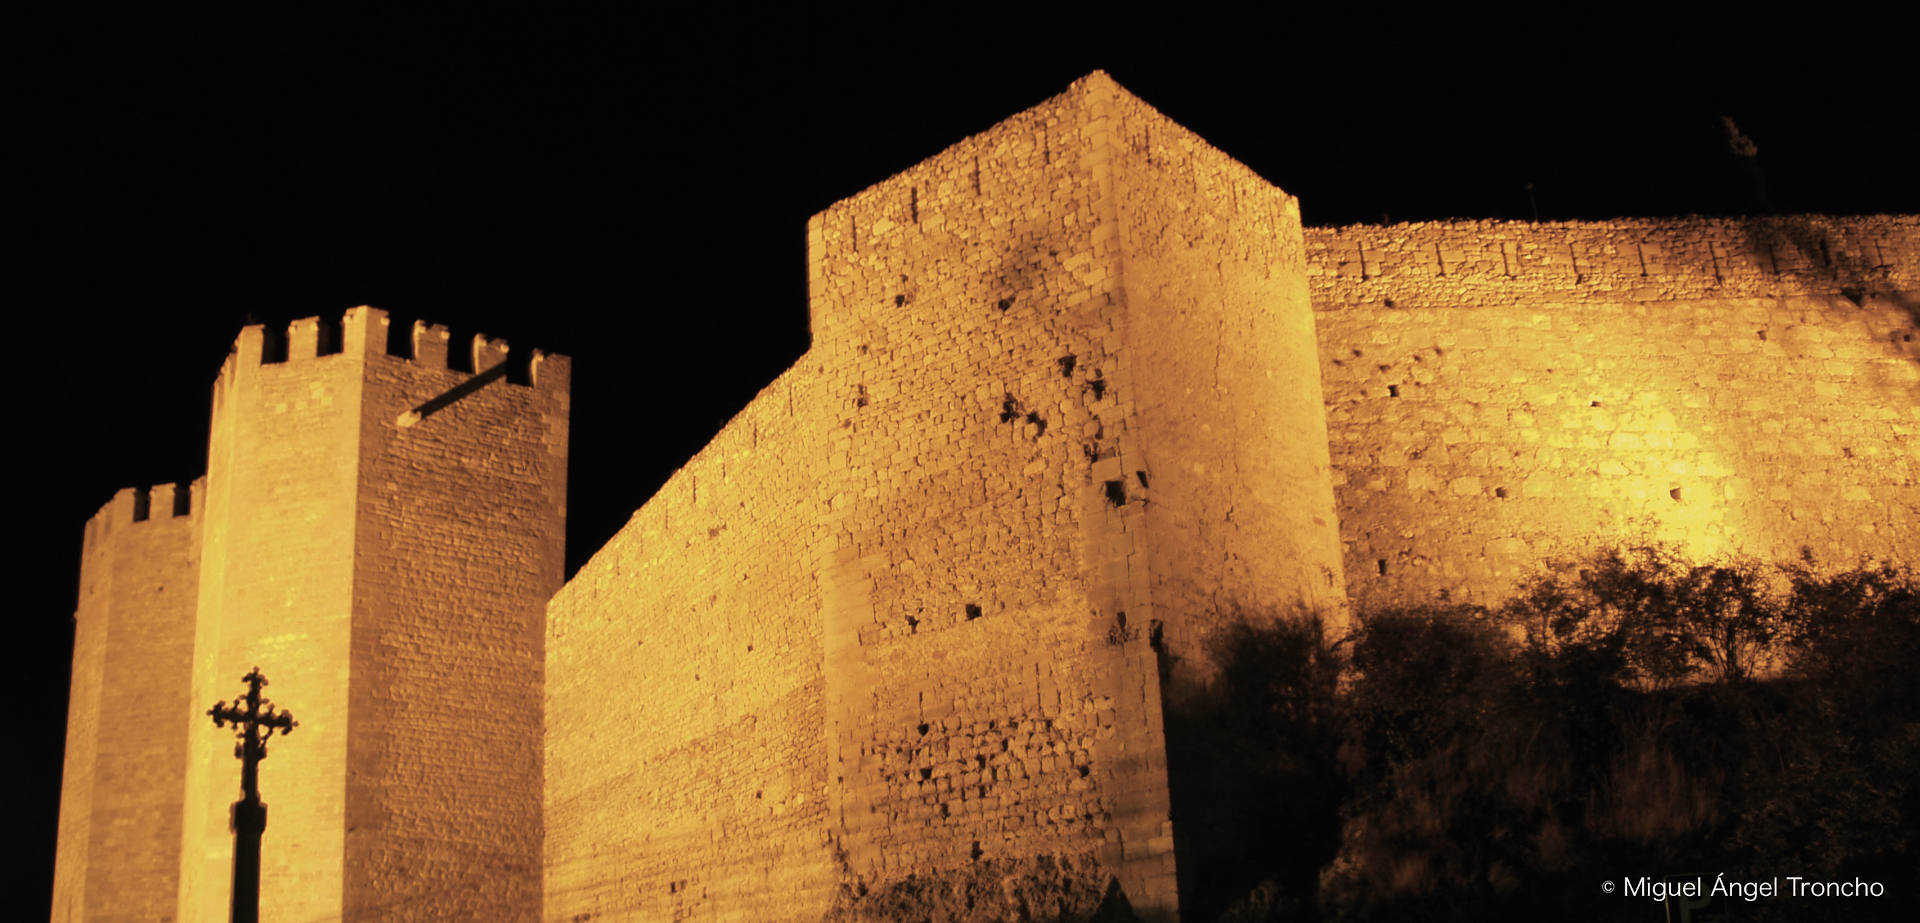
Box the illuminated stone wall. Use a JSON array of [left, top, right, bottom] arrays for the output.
[[544, 362, 838, 919], [34, 306, 571, 923], [544, 71, 1345, 920], [344, 315, 568, 917], [1308, 216, 1920, 609], [807, 72, 1180, 918], [53, 68, 1918, 923], [52, 483, 200, 921]]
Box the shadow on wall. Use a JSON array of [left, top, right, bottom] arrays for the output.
[[1156, 611, 1346, 922], [1734, 215, 1920, 361], [1152, 549, 1920, 922]]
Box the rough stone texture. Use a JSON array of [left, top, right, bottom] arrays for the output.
[[54, 307, 567, 922], [544, 362, 837, 919], [54, 70, 1919, 923], [542, 71, 1344, 921], [52, 484, 200, 922], [1308, 216, 1919, 609]]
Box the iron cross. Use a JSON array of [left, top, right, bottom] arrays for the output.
[[206, 667, 296, 923]]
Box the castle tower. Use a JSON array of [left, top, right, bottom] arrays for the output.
[[53, 306, 569, 920], [806, 71, 1347, 917], [542, 71, 1346, 920], [52, 482, 202, 921]]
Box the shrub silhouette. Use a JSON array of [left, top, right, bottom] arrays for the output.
[[1178, 547, 1918, 921]]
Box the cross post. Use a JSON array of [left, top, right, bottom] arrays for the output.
[[206, 668, 297, 923]]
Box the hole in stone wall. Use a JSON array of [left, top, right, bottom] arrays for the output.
[[894, 294, 907, 307], [976, 755, 987, 769], [940, 803, 951, 818], [447, 330, 476, 373], [1495, 487, 1509, 498], [910, 186, 919, 224], [1383, 297, 1397, 308], [1135, 470, 1150, 488], [971, 841, 983, 861], [1590, 400, 1603, 408], [132, 487, 151, 522], [1670, 487, 1684, 501], [1757, 329, 1768, 341], [856, 384, 869, 408], [1104, 480, 1127, 507], [1058, 354, 1077, 377], [1024, 411, 1046, 437], [506, 347, 535, 386], [260, 325, 289, 364], [997, 297, 1013, 312], [173, 483, 191, 516], [1089, 373, 1107, 400], [1377, 559, 1388, 575], [999, 394, 1021, 423], [384, 315, 415, 358], [905, 613, 919, 633], [1078, 765, 1091, 778], [316, 315, 344, 356], [965, 603, 982, 621], [755, 790, 762, 799], [920, 767, 932, 781], [1388, 385, 1400, 398], [917, 722, 930, 736]]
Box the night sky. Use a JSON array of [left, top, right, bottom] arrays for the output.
[[12, 1, 1914, 906]]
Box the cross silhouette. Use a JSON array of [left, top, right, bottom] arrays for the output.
[[206, 668, 296, 923]]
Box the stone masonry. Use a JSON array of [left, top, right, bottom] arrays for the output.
[[54, 72, 1917, 920]]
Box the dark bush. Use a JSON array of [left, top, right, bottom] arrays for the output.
[[1186, 548, 1919, 922]]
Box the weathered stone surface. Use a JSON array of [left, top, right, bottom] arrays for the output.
[[52, 71, 1917, 922]]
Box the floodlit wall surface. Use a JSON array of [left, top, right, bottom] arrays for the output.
[[545, 72, 1346, 920], [171, 308, 567, 921], [347, 315, 568, 918], [179, 318, 367, 923], [53, 68, 1920, 923], [807, 73, 1181, 916], [1106, 85, 1348, 669], [1308, 216, 1920, 608], [53, 484, 200, 921], [544, 363, 837, 920]]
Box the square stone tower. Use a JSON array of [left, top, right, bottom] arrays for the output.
[[542, 71, 1347, 920], [807, 70, 1348, 917], [54, 307, 569, 920]]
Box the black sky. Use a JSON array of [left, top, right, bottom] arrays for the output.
[[11, 0, 1915, 906]]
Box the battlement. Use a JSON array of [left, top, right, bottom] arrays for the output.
[[212, 306, 569, 397], [81, 479, 202, 552], [1307, 214, 1919, 310]]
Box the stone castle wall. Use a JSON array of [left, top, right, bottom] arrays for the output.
[[1307, 216, 1920, 608], [43, 307, 568, 921], [544, 361, 838, 918], [345, 315, 569, 917], [53, 484, 201, 921], [52, 70, 1919, 923], [543, 71, 1349, 921], [806, 74, 1178, 917]]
